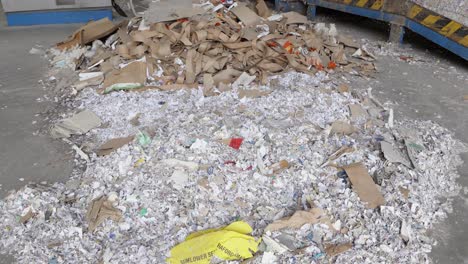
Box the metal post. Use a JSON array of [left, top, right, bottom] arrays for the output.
[[308, 5, 317, 19], [389, 23, 405, 44]]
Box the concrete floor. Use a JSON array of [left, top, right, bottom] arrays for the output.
[[0, 4, 467, 264]]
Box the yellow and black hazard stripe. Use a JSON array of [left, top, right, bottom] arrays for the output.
[[326, 0, 386, 11], [407, 3, 467, 47]]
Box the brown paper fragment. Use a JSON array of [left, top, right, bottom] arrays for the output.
[[57, 18, 117, 50], [19, 209, 35, 224], [231, 3, 262, 27], [330, 121, 357, 135], [324, 242, 352, 257], [338, 84, 349, 93], [238, 89, 271, 98], [103, 62, 147, 91], [256, 0, 272, 18], [97, 136, 135, 156], [47, 241, 63, 249], [343, 163, 385, 209], [268, 160, 290, 174], [213, 69, 242, 85], [86, 196, 122, 232], [349, 104, 368, 120], [463, 95, 468, 101], [399, 186, 410, 199], [265, 208, 331, 231], [338, 35, 360, 48]]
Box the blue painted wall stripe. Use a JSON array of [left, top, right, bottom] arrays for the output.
[[6, 9, 112, 26]]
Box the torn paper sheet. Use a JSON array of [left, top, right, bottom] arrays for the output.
[[97, 136, 135, 156], [349, 104, 368, 120], [232, 72, 256, 89], [330, 121, 358, 135], [86, 196, 122, 232], [381, 141, 412, 167], [265, 208, 331, 231], [324, 242, 352, 257], [50, 110, 101, 138], [343, 163, 385, 209]]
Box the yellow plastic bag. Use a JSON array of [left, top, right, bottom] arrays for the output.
[[167, 221, 260, 264]]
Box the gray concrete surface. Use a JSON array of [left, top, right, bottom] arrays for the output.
[[0, 5, 76, 263], [0, 4, 466, 264]]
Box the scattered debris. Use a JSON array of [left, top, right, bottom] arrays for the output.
[[1, 2, 466, 264]]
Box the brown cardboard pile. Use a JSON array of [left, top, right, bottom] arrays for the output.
[[57, 3, 375, 95]]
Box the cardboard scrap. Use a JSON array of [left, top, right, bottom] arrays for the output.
[[86, 196, 122, 232], [232, 72, 256, 89], [19, 209, 35, 224], [343, 163, 385, 209], [330, 121, 358, 135], [399, 186, 410, 199], [265, 208, 331, 231], [464, 95, 468, 101], [283, 12, 308, 25], [143, 0, 206, 23], [103, 62, 147, 93], [338, 35, 360, 48], [381, 141, 412, 168], [352, 48, 376, 61], [324, 242, 352, 257], [349, 104, 368, 120], [256, 0, 272, 18], [338, 84, 350, 93], [57, 18, 117, 50], [268, 160, 290, 174], [97, 136, 135, 156], [50, 110, 102, 138], [238, 89, 272, 98], [231, 3, 262, 26]]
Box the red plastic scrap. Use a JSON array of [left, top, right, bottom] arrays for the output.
[[229, 138, 244, 150], [328, 61, 337, 69], [283, 41, 293, 54]]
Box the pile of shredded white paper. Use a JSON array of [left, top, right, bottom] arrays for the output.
[[0, 72, 465, 264]]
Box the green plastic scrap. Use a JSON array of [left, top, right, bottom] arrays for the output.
[[137, 131, 151, 147], [139, 208, 148, 216], [104, 83, 143, 94]]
